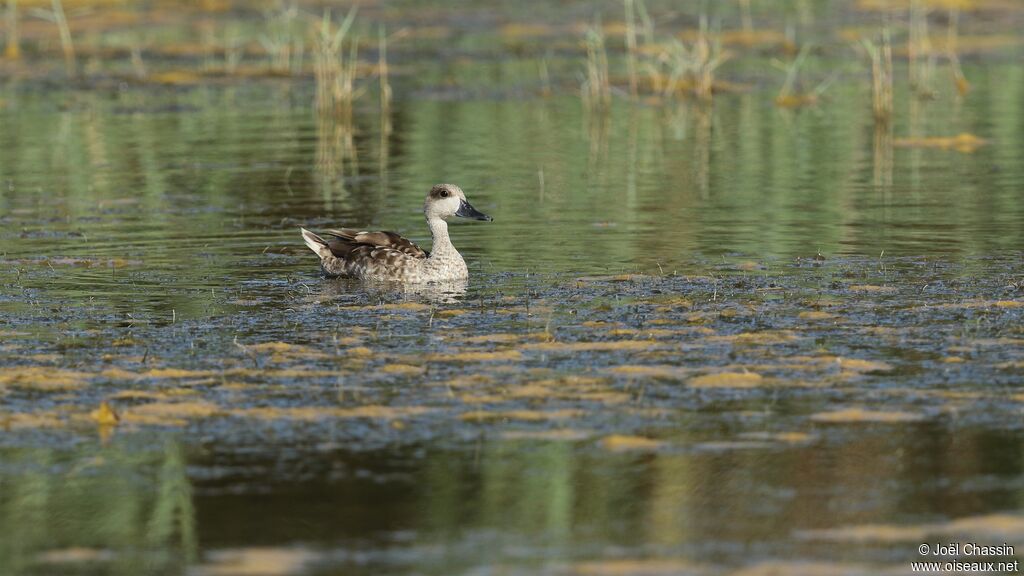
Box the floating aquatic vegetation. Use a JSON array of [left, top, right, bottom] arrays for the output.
[[0, 366, 90, 391], [810, 408, 925, 423], [688, 371, 764, 388], [893, 133, 987, 152], [798, 512, 1024, 544], [600, 434, 664, 452]]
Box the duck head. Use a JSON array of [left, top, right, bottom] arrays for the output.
[[424, 183, 492, 222]]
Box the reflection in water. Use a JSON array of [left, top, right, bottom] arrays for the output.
[[315, 117, 359, 205], [873, 121, 894, 188], [692, 103, 713, 199], [0, 438, 196, 575], [321, 276, 469, 305]]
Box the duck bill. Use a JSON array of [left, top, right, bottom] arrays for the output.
[[455, 199, 493, 221]]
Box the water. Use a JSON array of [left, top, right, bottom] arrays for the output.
[[1, 9, 1024, 575]]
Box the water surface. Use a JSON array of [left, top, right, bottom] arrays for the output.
[[1, 5, 1024, 575]]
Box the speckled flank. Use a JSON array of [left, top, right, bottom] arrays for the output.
[[301, 184, 489, 283]]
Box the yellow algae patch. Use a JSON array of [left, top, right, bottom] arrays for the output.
[[122, 401, 222, 426], [339, 406, 433, 419], [435, 309, 466, 318], [942, 356, 965, 364], [383, 302, 430, 311], [797, 523, 927, 542], [575, 274, 644, 284], [428, 350, 522, 362], [600, 435, 664, 452], [689, 372, 763, 388], [606, 365, 685, 379], [1, 411, 66, 430], [458, 394, 509, 405], [798, 311, 837, 321], [566, 558, 701, 575], [506, 383, 553, 399], [247, 342, 326, 359], [235, 405, 433, 421], [534, 375, 607, 388], [109, 388, 197, 400], [580, 391, 631, 404], [920, 299, 1024, 311], [493, 305, 554, 316], [459, 409, 583, 422], [523, 340, 659, 353], [834, 358, 894, 373], [0, 367, 90, 391], [35, 547, 116, 565], [99, 367, 140, 380], [379, 364, 425, 377], [465, 332, 550, 344], [341, 302, 430, 312], [191, 546, 317, 576], [799, 513, 1024, 545], [709, 331, 796, 345], [740, 431, 816, 445], [651, 295, 694, 307], [995, 300, 1024, 308], [148, 71, 205, 85], [810, 408, 924, 423], [500, 429, 592, 441], [894, 133, 988, 153], [775, 93, 819, 108], [443, 374, 495, 388], [90, 402, 120, 426], [142, 368, 214, 379], [696, 440, 774, 451], [607, 328, 678, 338], [346, 347, 373, 357], [463, 333, 527, 344], [848, 284, 896, 293], [227, 368, 343, 379]]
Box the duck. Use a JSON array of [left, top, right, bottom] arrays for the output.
[[300, 183, 492, 283]]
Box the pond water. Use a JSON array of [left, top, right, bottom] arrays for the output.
[[1, 5, 1024, 575]]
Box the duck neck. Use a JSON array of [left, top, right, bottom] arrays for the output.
[[427, 216, 459, 259]]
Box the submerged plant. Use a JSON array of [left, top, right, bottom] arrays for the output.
[[658, 19, 730, 102], [581, 25, 611, 110], [261, 1, 303, 74], [907, 0, 935, 98], [773, 43, 835, 107], [946, 5, 969, 96], [29, 0, 75, 75], [861, 27, 894, 123], [312, 7, 361, 119]]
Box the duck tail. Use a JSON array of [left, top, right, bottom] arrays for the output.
[[300, 228, 331, 260]]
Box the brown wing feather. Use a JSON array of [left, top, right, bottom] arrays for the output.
[[322, 228, 429, 259]]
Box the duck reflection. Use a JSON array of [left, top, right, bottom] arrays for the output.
[[320, 276, 468, 305]]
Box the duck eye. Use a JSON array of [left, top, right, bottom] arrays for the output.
[[439, 190, 449, 198]]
